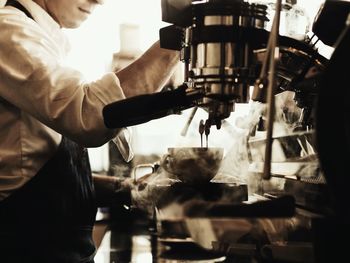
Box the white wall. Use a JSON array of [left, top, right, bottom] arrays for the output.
[[63, 0, 166, 81]]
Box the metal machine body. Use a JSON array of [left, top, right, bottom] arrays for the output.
[[184, 1, 268, 125], [102, 1, 350, 261], [158, 0, 350, 262], [160, 0, 326, 132], [161, 0, 269, 130]]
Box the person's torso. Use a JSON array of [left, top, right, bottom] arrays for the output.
[[0, 0, 68, 201]]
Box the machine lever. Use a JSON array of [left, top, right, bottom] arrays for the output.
[[103, 84, 203, 128]]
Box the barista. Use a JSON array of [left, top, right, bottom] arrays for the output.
[[0, 0, 179, 262]]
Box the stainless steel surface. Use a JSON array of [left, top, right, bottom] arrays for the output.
[[179, 0, 270, 134], [203, 14, 266, 28]]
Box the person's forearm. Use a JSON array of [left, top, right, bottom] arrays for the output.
[[92, 173, 132, 208], [116, 41, 180, 97]]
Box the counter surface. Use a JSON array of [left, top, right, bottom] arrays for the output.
[[93, 217, 235, 263]]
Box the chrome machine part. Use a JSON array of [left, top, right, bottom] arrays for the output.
[[160, 0, 327, 136], [160, 0, 270, 134], [187, 0, 269, 130], [252, 39, 327, 104]]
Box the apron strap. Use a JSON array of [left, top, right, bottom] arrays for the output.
[[5, 0, 34, 20]]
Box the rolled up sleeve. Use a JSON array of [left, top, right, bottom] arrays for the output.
[[0, 12, 126, 147]]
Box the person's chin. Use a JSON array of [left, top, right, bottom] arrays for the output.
[[62, 19, 85, 29]]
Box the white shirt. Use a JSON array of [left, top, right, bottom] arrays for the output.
[[0, 0, 132, 200]]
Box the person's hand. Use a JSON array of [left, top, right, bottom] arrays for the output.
[[129, 169, 179, 215], [133, 172, 154, 191]]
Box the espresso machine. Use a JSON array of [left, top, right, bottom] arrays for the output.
[[103, 0, 350, 262]]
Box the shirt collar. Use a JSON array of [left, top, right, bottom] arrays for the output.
[[16, 0, 70, 56]]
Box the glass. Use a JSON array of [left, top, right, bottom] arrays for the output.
[[248, 0, 310, 40]]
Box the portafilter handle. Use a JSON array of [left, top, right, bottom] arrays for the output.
[[103, 84, 204, 128]]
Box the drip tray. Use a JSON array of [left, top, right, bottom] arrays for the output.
[[155, 181, 248, 210], [159, 241, 226, 262]]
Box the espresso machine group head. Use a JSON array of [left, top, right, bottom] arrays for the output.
[[160, 0, 270, 131]]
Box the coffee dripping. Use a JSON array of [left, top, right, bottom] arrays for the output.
[[103, 0, 350, 262]]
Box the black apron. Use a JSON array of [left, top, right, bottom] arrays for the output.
[[0, 2, 98, 261], [0, 137, 97, 263]]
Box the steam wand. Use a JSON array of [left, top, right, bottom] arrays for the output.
[[180, 106, 198, 137], [254, 0, 282, 180]]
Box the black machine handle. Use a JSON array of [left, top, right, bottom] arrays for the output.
[[103, 85, 203, 128], [184, 195, 295, 218]]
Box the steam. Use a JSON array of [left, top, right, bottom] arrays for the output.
[[217, 91, 319, 194], [217, 100, 266, 194], [132, 91, 318, 219]]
